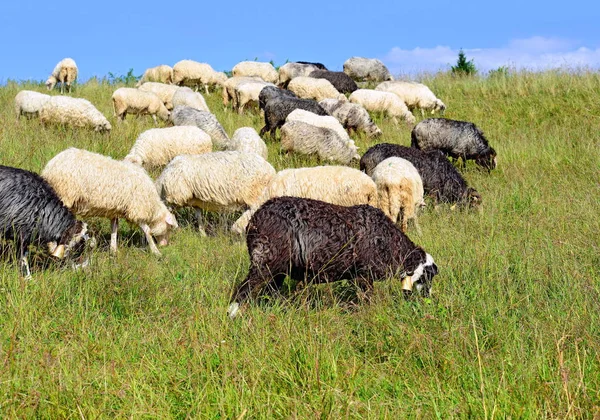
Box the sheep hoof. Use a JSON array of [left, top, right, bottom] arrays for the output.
[[228, 302, 240, 319]]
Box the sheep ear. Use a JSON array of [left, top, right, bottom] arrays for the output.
[[166, 213, 178, 227], [47, 242, 58, 253]]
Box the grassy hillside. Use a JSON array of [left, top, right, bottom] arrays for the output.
[[0, 71, 599, 418]]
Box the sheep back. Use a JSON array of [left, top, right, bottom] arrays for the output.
[[170, 106, 231, 150], [309, 70, 358, 93], [343, 57, 393, 82], [14, 90, 50, 118]]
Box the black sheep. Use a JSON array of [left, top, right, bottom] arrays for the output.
[[411, 118, 497, 170], [308, 70, 358, 94], [260, 96, 329, 139], [0, 165, 90, 277], [360, 143, 481, 206], [296, 61, 328, 70], [258, 85, 297, 111], [228, 196, 438, 317]]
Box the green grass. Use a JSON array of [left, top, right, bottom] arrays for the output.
[[0, 71, 599, 418]]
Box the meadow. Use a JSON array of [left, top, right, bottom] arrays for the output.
[[0, 70, 599, 418]]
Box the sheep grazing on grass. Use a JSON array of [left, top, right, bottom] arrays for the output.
[[349, 89, 416, 125], [39, 96, 111, 132], [156, 152, 275, 236], [221, 76, 263, 108], [319, 98, 382, 138], [0, 165, 91, 278], [136, 65, 173, 86], [124, 126, 213, 169], [411, 118, 497, 170], [343, 57, 393, 82], [228, 196, 438, 318], [288, 76, 346, 102], [309, 70, 358, 94], [232, 61, 278, 84], [172, 60, 226, 94], [138, 82, 180, 110], [46, 58, 78, 94], [42, 148, 178, 256], [112, 88, 170, 124], [277, 62, 321, 88], [286, 109, 349, 140], [360, 143, 481, 207], [376, 81, 446, 115], [230, 127, 268, 159], [371, 157, 425, 233], [260, 96, 329, 139], [172, 87, 210, 112], [169, 106, 231, 150], [258, 86, 297, 111], [14, 90, 50, 119], [235, 80, 276, 114]]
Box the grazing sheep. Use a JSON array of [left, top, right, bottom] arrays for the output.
[[232, 61, 278, 84], [309, 70, 358, 94], [343, 57, 393, 82], [371, 157, 425, 233], [349, 89, 416, 125], [230, 127, 268, 159], [296, 61, 327, 70], [260, 96, 329, 139], [411, 118, 497, 170], [138, 82, 180, 110], [41, 148, 178, 255], [39, 96, 111, 132], [46, 58, 78, 93], [156, 152, 275, 236], [258, 85, 297, 111], [171, 87, 210, 112], [169, 106, 231, 150], [124, 126, 212, 169], [221, 76, 263, 108], [286, 109, 349, 140], [277, 62, 321, 88], [360, 143, 481, 206], [288, 76, 346, 102], [235, 80, 276, 114], [0, 165, 91, 278], [136, 65, 173, 86], [319, 98, 382, 138], [228, 196, 438, 318], [112, 87, 170, 124], [172, 60, 226, 94], [376, 81, 446, 115], [14, 90, 50, 119]]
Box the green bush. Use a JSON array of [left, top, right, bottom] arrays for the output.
[[451, 49, 477, 76]]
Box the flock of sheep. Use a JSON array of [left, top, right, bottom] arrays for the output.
[[3, 56, 498, 318]]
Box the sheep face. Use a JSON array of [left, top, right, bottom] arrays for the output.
[[48, 221, 93, 266], [465, 187, 482, 207], [475, 148, 497, 171], [153, 211, 178, 246], [45, 76, 57, 91], [95, 121, 112, 133], [403, 253, 438, 298]]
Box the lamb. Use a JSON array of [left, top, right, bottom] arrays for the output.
[[309, 70, 358, 94], [230, 127, 268, 159], [376, 81, 446, 115], [124, 126, 213, 169], [221, 76, 263, 108], [260, 96, 329, 139], [228, 196, 438, 318], [231, 61, 278, 84], [258, 85, 297, 111], [319, 98, 382, 138], [171, 87, 210, 112], [343, 57, 393, 82], [112, 87, 170, 124], [235, 80, 276, 114], [349, 89, 416, 125], [411, 118, 497, 170], [14, 90, 51, 119], [46, 58, 78, 94], [39, 96, 112, 132], [288, 76, 346, 102], [0, 165, 91, 278], [277, 62, 321, 88], [371, 157, 425, 233], [138, 82, 180, 110], [136, 65, 173, 86], [155, 152, 275, 236], [286, 109, 349, 140], [172, 60, 227, 94], [169, 106, 231, 150], [360, 143, 481, 206], [41, 148, 178, 256]]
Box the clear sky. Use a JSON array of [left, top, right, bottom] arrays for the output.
[[2, 0, 599, 83]]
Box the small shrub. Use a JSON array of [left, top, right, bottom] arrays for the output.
[[451, 49, 477, 76]]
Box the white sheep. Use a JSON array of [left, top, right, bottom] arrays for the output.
[[371, 156, 425, 233], [287, 76, 346, 102], [232, 61, 278, 84], [277, 62, 320, 87], [136, 65, 173, 86], [232, 165, 378, 235], [172, 60, 227, 94], [41, 148, 178, 255], [138, 82, 180, 110], [375, 81, 446, 115], [39, 96, 111, 132], [234, 80, 275, 114], [171, 87, 210, 112], [221, 76, 263, 108], [319, 98, 382, 138], [286, 108, 350, 140], [124, 126, 213, 169], [14, 90, 50, 119], [230, 127, 268, 159], [112, 88, 170, 124], [343, 57, 393, 82], [349, 89, 416, 125], [156, 151, 276, 236], [46, 58, 78, 94]]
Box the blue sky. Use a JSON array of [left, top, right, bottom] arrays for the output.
[[2, 0, 599, 82]]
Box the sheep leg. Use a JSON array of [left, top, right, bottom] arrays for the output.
[[204, 84, 209, 95], [412, 217, 423, 236], [140, 223, 161, 256], [110, 218, 119, 254], [354, 276, 374, 302], [18, 237, 32, 280], [152, 114, 158, 126], [228, 265, 274, 318], [194, 209, 208, 237]]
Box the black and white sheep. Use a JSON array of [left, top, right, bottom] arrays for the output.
[[360, 143, 482, 206], [411, 118, 497, 170], [259, 96, 329, 139], [296, 61, 327, 70], [258, 86, 297, 111], [228, 196, 438, 318], [309, 70, 358, 94]]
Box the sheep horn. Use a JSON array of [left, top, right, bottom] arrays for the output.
[[401, 276, 413, 292], [51, 244, 66, 259]]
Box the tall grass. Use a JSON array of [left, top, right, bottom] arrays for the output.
[[0, 71, 599, 418]]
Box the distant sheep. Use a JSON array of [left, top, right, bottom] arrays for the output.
[[230, 127, 268, 159], [232, 61, 278, 84], [319, 98, 382, 138], [235, 80, 276, 114], [14, 90, 50, 119], [376, 81, 446, 115], [343, 57, 393, 82], [288, 76, 346, 102], [258, 85, 297, 111], [124, 126, 212, 169], [277, 62, 321, 88], [228, 196, 438, 318], [172, 87, 210, 112], [222, 76, 263, 108], [309, 70, 358, 94], [169, 106, 231, 150], [286, 109, 349, 140], [349, 89, 416, 125], [46, 58, 78, 94], [260, 96, 329, 139], [39, 96, 111, 132], [296, 61, 327, 70], [172, 60, 226, 94], [136, 65, 173, 86], [112, 87, 170, 124], [42, 148, 178, 255], [138, 82, 180, 110]]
